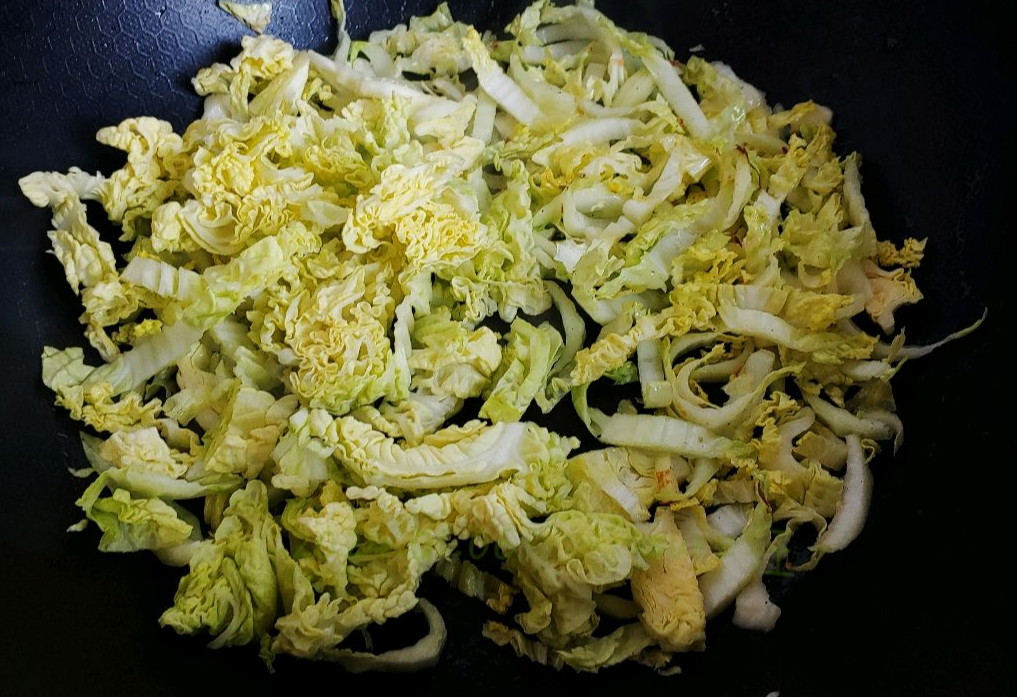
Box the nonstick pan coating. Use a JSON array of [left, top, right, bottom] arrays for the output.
[[0, 2, 1006, 695]]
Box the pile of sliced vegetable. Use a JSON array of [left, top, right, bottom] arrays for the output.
[[21, 0, 980, 673]]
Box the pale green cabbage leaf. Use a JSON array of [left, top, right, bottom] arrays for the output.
[[22, 0, 978, 676]]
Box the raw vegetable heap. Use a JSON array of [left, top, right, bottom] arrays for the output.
[[21, 0, 971, 674]]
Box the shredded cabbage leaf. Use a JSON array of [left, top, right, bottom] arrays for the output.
[[23, 0, 979, 676], [219, 2, 273, 35]]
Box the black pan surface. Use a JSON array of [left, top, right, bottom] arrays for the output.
[[0, 1, 1007, 695]]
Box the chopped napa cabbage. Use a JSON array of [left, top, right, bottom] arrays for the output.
[[480, 318, 562, 422], [25, 0, 977, 676], [335, 417, 577, 490], [698, 503, 771, 618], [505, 509, 663, 638], [76, 474, 200, 554], [631, 509, 706, 651], [219, 2, 273, 35]]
